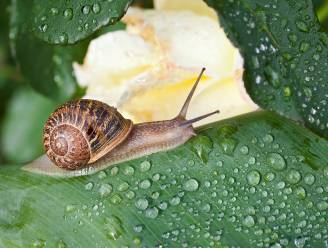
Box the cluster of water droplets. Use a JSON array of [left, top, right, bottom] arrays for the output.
[[37, 122, 324, 247], [214, 0, 328, 136], [34, 0, 130, 44]]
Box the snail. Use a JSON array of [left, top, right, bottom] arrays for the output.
[[23, 68, 219, 177]]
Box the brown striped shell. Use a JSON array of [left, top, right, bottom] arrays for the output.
[[43, 99, 133, 170]]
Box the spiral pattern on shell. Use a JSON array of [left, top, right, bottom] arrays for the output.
[[43, 99, 133, 170]]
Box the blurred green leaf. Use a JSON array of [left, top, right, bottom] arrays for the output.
[[205, 0, 328, 138], [32, 0, 132, 44], [0, 111, 327, 247], [0, 87, 58, 164]]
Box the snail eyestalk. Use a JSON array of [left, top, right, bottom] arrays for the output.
[[179, 110, 220, 127], [177, 67, 219, 126], [178, 67, 206, 118]]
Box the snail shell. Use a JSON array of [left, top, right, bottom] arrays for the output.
[[43, 99, 133, 170]]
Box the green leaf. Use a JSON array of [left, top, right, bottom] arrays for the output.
[[0, 87, 58, 164], [32, 0, 132, 44], [1, 111, 327, 247], [205, 0, 328, 138], [10, 0, 126, 101]]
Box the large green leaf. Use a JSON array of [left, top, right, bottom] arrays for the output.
[[1, 111, 327, 247], [32, 0, 132, 44], [10, 0, 126, 101], [10, 0, 86, 101], [205, 0, 328, 138]]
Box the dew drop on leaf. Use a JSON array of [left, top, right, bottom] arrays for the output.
[[82, 5, 90, 15], [286, 169, 301, 184], [183, 178, 199, 192], [267, 152, 286, 171], [99, 183, 112, 197], [123, 166, 134, 176], [304, 173, 315, 185], [63, 8, 73, 20], [263, 134, 274, 143], [242, 215, 255, 227], [145, 207, 159, 219], [84, 182, 93, 191], [246, 170, 261, 186], [92, 3, 101, 14], [104, 215, 124, 240], [239, 145, 249, 155], [50, 7, 59, 16], [139, 160, 151, 172], [191, 135, 213, 163], [139, 179, 151, 189], [117, 182, 129, 192], [135, 198, 148, 210]]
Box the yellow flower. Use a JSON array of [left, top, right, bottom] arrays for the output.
[[73, 0, 257, 126]]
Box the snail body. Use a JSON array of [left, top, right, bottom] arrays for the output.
[[23, 68, 219, 177]]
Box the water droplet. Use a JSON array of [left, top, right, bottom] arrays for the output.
[[170, 196, 181, 206], [317, 201, 328, 211], [135, 199, 148, 210], [65, 204, 77, 213], [155, 203, 166, 214], [105, 215, 124, 240], [82, 5, 90, 15], [202, 203, 211, 212], [50, 7, 59, 15], [294, 236, 308, 248], [183, 178, 199, 192], [219, 138, 237, 155], [264, 172, 275, 182], [133, 224, 144, 233], [110, 194, 122, 205], [239, 145, 249, 155], [118, 182, 129, 192], [133, 236, 142, 245], [145, 207, 159, 219], [246, 170, 261, 186], [92, 3, 101, 14], [323, 167, 328, 177], [295, 186, 306, 199], [39, 24, 48, 33], [139, 179, 151, 189], [99, 183, 112, 197], [139, 160, 151, 172], [277, 181, 285, 189], [125, 190, 135, 199], [123, 166, 134, 176], [110, 166, 119, 176], [98, 171, 107, 179], [286, 169, 301, 184], [63, 8, 73, 20], [263, 134, 274, 143], [267, 152, 286, 171], [58, 33, 68, 44], [84, 182, 93, 190], [243, 215, 255, 227], [191, 135, 213, 163], [304, 173, 315, 185]]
